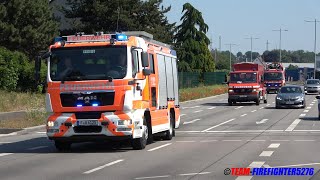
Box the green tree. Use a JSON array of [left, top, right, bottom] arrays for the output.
[[286, 64, 299, 70], [0, 0, 59, 59], [63, 0, 175, 44], [174, 3, 214, 74]]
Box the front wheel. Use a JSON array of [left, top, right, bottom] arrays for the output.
[[132, 125, 148, 150], [163, 113, 174, 140]]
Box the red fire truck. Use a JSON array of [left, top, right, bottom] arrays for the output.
[[228, 62, 267, 105], [264, 62, 285, 93]]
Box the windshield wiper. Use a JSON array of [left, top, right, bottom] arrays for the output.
[[62, 75, 86, 82]]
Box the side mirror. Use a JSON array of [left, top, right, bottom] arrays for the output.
[[316, 96, 320, 99], [41, 51, 51, 59], [143, 69, 151, 76], [141, 52, 149, 67]]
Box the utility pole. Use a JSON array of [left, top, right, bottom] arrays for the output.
[[225, 43, 237, 71], [245, 36, 259, 62], [305, 19, 320, 79], [266, 40, 270, 51], [273, 28, 288, 62], [219, 36, 222, 52]]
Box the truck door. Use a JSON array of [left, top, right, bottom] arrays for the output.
[[148, 52, 157, 110]]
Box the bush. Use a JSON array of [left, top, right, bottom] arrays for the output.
[[0, 46, 46, 92]]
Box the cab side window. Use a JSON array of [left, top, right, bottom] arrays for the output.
[[149, 54, 155, 74], [132, 50, 139, 77]]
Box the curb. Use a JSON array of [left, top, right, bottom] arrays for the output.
[[15, 125, 46, 135]]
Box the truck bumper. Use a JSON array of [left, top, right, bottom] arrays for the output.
[[228, 94, 259, 102], [267, 87, 280, 92], [46, 111, 145, 142]]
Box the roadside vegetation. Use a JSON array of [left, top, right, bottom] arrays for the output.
[[0, 110, 47, 129], [179, 85, 228, 102]]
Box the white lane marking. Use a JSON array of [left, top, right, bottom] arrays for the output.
[[270, 140, 290, 142], [285, 119, 301, 131], [207, 107, 216, 110], [256, 119, 268, 124], [259, 151, 274, 157], [27, 146, 48, 150], [176, 131, 202, 133], [179, 172, 211, 176], [263, 164, 271, 168], [268, 143, 280, 148], [0, 153, 13, 157], [235, 106, 244, 110], [222, 140, 242, 142], [235, 162, 265, 180], [36, 132, 46, 134], [176, 141, 195, 143], [272, 102, 275, 104], [272, 163, 320, 168], [251, 110, 257, 112], [200, 140, 218, 142], [240, 114, 247, 117], [259, 107, 264, 109], [0, 132, 17, 137], [201, 118, 236, 132], [219, 99, 224, 101], [267, 104, 271, 106], [135, 175, 171, 179], [194, 110, 203, 113], [300, 114, 306, 117], [183, 119, 201, 125], [304, 110, 309, 113], [311, 104, 314, 106], [148, 143, 172, 152], [0, 142, 11, 144], [190, 106, 200, 109], [247, 140, 266, 142], [177, 130, 285, 133], [83, 159, 124, 174], [307, 107, 312, 109], [294, 140, 315, 142], [180, 114, 186, 117]]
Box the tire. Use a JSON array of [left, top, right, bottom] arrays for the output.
[[264, 94, 267, 104], [132, 118, 148, 150], [228, 99, 232, 106], [255, 99, 260, 105], [145, 116, 153, 144], [132, 124, 148, 150], [163, 113, 174, 140], [267, 90, 269, 94], [54, 141, 71, 151]]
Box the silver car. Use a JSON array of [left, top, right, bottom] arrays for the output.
[[304, 79, 320, 94], [276, 85, 305, 109]]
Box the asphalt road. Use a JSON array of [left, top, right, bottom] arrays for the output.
[[1, 92, 320, 180]]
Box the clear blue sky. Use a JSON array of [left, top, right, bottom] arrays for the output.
[[163, 0, 320, 55]]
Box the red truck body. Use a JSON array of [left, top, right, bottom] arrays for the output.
[[264, 62, 285, 93], [228, 62, 267, 105]]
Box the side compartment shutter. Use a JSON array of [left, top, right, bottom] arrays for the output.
[[165, 57, 174, 101], [157, 54, 167, 108], [171, 58, 179, 106]]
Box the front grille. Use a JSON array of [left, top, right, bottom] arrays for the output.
[[73, 126, 102, 133], [234, 88, 253, 93], [75, 112, 102, 119], [60, 92, 115, 107], [284, 98, 298, 101]]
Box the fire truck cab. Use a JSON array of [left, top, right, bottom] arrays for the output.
[[36, 31, 180, 151], [264, 62, 286, 94]]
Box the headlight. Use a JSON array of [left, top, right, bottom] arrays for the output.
[[229, 89, 234, 92], [276, 96, 282, 100], [47, 121, 56, 127], [118, 120, 132, 126], [252, 89, 259, 92]]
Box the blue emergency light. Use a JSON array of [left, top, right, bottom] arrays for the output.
[[54, 37, 64, 43]]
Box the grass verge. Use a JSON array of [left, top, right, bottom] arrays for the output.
[[179, 85, 228, 102], [0, 91, 45, 112], [0, 110, 48, 129]]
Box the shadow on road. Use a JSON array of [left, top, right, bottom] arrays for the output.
[[0, 137, 160, 154], [300, 117, 319, 121]]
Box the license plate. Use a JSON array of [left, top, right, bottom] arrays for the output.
[[286, 102, 294, 105], [77, 120, 99, 126], [240, 95, 247, 97]]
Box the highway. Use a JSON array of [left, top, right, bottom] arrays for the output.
[[1, 93, 320, 180]]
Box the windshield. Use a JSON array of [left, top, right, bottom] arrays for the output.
[[280, 87, 302, 93], [230, 73, 257, 83], [306, 80, 320, 84], [50, 46, 127, 81], [264, 72, 283, 81]]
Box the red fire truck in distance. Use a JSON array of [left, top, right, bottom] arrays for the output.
[[228, 62, 267, 105], [264, 62, 285, 94]]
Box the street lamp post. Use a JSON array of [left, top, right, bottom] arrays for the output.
[[245, 36, 259, 62], [305, 19, 320, 79], [225, 43, 237, 71], [273, 28, 288, 62]]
